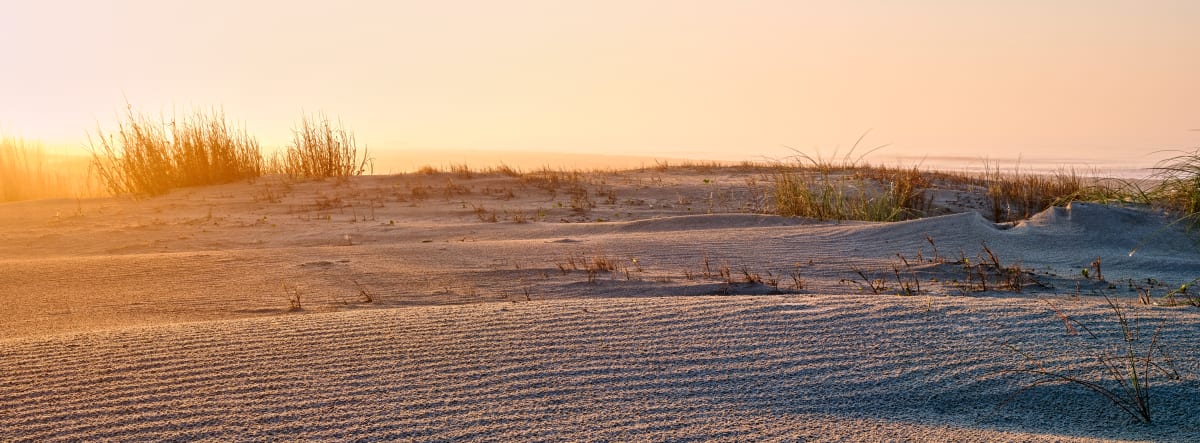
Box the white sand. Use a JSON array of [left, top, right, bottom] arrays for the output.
[[2, 169, 1199, 441]]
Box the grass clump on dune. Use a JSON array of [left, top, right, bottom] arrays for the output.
[[88, 106, 264, 196], [981, 163, 1141, 223], [768, 136, 1148, 224], [772, 168, 925, 222], [1, 136, 54, 201], [1, 136, 98, 201], [1150, 149, 1200, 229], [983, 164, 1085, 222], [771, 141, 928, 222], [279, 113, 370, 179]]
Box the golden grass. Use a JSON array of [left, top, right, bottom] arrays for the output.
[[89, 106, 264, 196], [280, 113, 369, 179], [769, 144, 929, 222], [765, 146, 1158, 224], [10, 101, 1196, 230], [965, 162, 1146, 223], [1, 136, 99, 202], [393, 150, 1153, 225], [773, 170, 913, 221]]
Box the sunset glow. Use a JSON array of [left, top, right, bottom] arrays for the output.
[[2, 0, 1197, 169]]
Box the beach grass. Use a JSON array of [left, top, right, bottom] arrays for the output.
[[1150, 149, 1200, 228], [88, 106, 264, 196], [1, 136, 53, 201], [983, 164, 1086, 222], [769, 140, 928, 222], [8, 102, 1195, 236], [979, 163, 1145, 223], [1, 136, 98, 202], [772, 169, 918, 221], [1000, 296, 1180, 424], [279, 113, 370, 179]]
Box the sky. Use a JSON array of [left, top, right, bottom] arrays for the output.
[[2, 0, 1198, 170]]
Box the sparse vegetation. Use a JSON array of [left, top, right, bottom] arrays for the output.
[[999, 296, 1180, 424], [472, 204, 498, 222], [449, 163, 473, 179], [283, 284, 303, 311], [352, 280, 375, 303], [1162, 277, 1200, 307], [891, 261, 921, 296], [848, 266, 888, 294], [768, 151, 1147, 224], [842, 240, 1041, 296]]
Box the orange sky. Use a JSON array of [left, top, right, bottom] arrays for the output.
[[2, 1, 1197, 169]]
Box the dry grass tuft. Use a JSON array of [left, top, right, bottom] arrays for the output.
[[0, 136, 47, 201], [769, 137, 930, 222], [280, 113, 369, 180], [88, 105, 263, 196], [983, 164, 1086, 222], [1, 137, 98, 201], [772, 166, 927, 222], [448, 164, 473, 179], [999, 296, 1181, 424], [486, 163, 523, 177]]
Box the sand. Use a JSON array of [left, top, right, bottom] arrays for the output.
[[2, 167, 1199, 441]]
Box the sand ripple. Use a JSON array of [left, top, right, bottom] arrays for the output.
[[3, 295, 1197, 442]]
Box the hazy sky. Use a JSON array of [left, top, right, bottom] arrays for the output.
[[2, 0, 1197, 167]]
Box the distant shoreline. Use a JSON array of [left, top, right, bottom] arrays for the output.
[[18, 146, 1172, 179], [367, 149, 1165, 178]]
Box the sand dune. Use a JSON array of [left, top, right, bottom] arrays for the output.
[[2, 169, 1199, 441]]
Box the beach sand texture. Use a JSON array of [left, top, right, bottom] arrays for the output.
[[2, 168, 1198, 441]]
